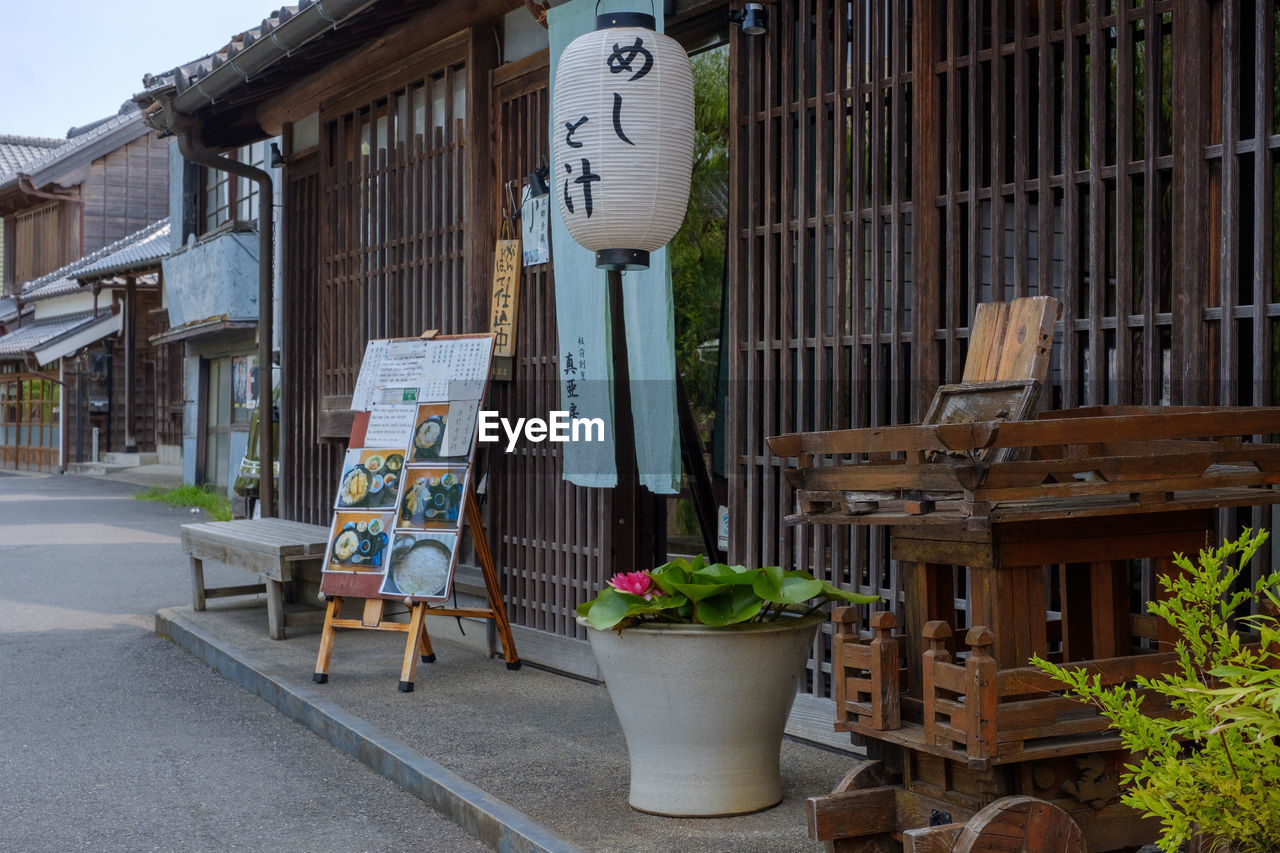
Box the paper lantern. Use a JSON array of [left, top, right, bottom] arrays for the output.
[[552, 10, 694, 271]]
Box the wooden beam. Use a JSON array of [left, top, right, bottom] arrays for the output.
[[257, 2, 515, 135], [910, 1, 941, 420]]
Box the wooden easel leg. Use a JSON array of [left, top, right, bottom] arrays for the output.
[[418, 618, 436, 663], [313, 596, 341, 684], [398, 603, 429, 692], [466, 496, 520, 670]]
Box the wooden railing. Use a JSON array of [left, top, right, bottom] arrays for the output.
[[920, 621, 1181, 763], [832, 608, 901, 732]]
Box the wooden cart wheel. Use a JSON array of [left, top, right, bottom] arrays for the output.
[[952, 796, 1085, 853]]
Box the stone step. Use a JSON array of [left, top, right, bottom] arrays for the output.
[[66, 462, 126, 476], [99, 452, 159, 468]]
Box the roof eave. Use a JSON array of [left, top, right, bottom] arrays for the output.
[[138, 0, 378, 131]]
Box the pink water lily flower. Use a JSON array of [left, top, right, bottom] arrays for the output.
[[608, 571, 657, 600]]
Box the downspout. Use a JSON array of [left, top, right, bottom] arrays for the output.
[[175, 132, 275, 518]]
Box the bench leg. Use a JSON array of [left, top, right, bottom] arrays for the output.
[[190, 556, 207, 611], [266, 578, 285, 640]]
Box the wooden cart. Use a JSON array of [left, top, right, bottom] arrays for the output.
[[768, 405, 1280, 851]]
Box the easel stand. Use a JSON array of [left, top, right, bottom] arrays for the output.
[[313, 485, 520, 691]]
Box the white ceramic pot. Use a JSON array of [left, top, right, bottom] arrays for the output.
[[579, 611, 824, 816]]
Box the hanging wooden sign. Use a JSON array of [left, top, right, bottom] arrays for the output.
[[312, 331, 519, 691], [489, 238, 521, 381]]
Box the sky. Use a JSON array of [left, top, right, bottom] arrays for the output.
[[1, 0, 284, 140]]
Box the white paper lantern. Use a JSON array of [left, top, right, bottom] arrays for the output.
[[552, 11, 695, 270]]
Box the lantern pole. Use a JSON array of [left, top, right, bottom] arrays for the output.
[[607, 268, 659, 575]]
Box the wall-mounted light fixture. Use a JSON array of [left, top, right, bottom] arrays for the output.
[[528, 163, 550, 198], [270, 142, 285, 168], [729, 2, 767, 36]]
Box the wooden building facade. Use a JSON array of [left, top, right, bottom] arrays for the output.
[[0, 111, 172, 472], [138, 0, 1280, 702]]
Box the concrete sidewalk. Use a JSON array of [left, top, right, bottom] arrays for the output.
[[156, 600, 852, 852]]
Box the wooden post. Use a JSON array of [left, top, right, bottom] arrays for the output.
[[921, 620, 952, 746], [964, 626, 996, 761], [124, 276, 137, 452], [832, 606, 859, 724], [868, 611, 900, 730], [910, 0, 941, 418], [607, 268, 659, 574], [1171, 0, 1213, 405]]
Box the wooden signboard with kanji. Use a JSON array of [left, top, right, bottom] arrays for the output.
[[489, 238, 520, 380], [312, 331, 518, 691]]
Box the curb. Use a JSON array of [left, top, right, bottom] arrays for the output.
[[156, 607, 583, 853]]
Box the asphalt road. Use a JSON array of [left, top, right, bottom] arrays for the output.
[[0, 471, 489, 853]]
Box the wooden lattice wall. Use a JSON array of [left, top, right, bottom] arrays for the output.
[[730, 0, 1280, 699], [730, 0, 917, 699], [487, 53, 614, 647]]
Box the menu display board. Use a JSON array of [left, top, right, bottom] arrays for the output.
[[319, 333, 493, 603]]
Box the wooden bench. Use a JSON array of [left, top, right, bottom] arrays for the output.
[[182, 518, 331, 640]]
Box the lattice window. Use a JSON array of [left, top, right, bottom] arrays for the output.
[[487, 55, 614, 648], [12, 203, 65, 287], [318, 59, 468, 401], [730, 0, 916, 698], [203, 141, 269, 232]]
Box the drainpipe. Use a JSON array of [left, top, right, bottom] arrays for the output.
[[175, 132, 275, 518]]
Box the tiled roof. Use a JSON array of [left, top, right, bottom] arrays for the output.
[[74, 219, 171, 280], [19, 218, 169, 303], [0, 311, 96, 360], [0, 107, 143, 191], [0, 295, 23, 325], [139, 5, 302, 98], [0, 134, 62, 175]]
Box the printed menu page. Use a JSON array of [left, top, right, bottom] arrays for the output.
[[322, 334, 493, 602]]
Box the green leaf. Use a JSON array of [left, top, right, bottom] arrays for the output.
[[752, 566, 824, 603], [695, 586, 764, 625], [692, 562, 756, 584], [581, 587, 686, 630], [820, 581, 880, 605], [582, 587, 632, 629]]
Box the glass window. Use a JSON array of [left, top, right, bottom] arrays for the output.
[[203, 140, 272, 233]]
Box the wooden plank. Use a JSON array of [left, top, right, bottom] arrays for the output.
[[963, 302, 1011, 383], [996, 649, 1180, 696], [993, 297, 1059, 383], [203, 583, 268, 600], [807, 786, 899, 841]]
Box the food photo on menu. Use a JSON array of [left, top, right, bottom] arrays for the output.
[[381, 532, 457, 599], [325, 511, 394, 572], [411, 404, 450, 460], [396, 466, 466, 530], [336, 448, 405, 509]]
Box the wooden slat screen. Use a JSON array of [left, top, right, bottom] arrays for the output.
[[732, 0, 1280, 697], [1201, 0, 1280, 585], [730, 0, 917, 698], [929, 1, 1177, 409], [281, 153, 343, 523], [12, 203, 65, 288], [154, 340, 184, 450], [488, 54, 613, 643], [318, 59, 469, 401]]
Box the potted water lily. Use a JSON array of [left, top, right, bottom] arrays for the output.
[[576, 556, 877, 817]]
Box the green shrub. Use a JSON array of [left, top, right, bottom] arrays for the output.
[[1031, 529, 1280, 853], [135, 483, 233, 522]]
